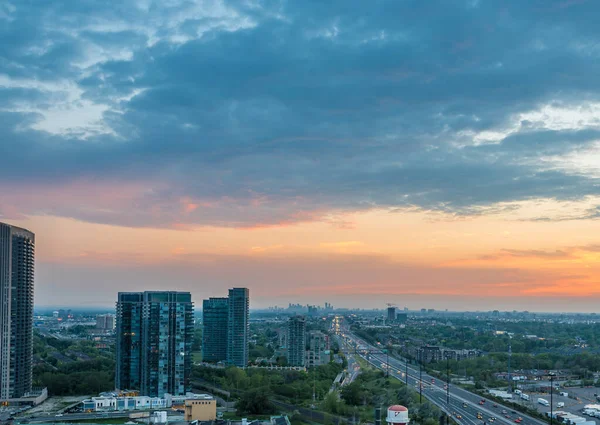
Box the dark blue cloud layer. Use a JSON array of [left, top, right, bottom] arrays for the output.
[[1, 0, 600, 227]]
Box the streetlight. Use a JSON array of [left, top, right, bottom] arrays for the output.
[[446, 353, 451, 425], [549, 372, 556, 425], [419, 359, 423, 404], [446, 355, 450, 406]]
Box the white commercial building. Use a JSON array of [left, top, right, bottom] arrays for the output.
[[81, 392, 212, 412], [489, 390, 513, 400]]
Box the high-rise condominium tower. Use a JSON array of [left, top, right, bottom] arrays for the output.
[[287, 315, 306, 367], [116, 291, 194, 397], [0, 222, 35, 400], [227, 288, 249, 367], [202, 297, 229, 363]]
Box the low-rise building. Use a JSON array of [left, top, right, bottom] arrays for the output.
[[415, 346, 480, 363], [81, 392, 212, 412], [184, 395, 217, 422], [0, 388, 48, 406]]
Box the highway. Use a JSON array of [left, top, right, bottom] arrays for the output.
[[340, 329, 548, 425]]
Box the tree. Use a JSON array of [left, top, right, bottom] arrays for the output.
[[323, 392, 340, 414], [341, 382, 363, 406], [226, 367, 247, 391], [192, 328, 202, 352], [236, 389, 276, 415]]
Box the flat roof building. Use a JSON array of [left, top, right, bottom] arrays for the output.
[[184, 395, 217, 422]]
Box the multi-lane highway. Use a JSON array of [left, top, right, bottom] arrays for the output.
[[339, 329, 548, 425]]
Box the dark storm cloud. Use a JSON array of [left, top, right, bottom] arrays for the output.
[[1, 0, 600, 227]]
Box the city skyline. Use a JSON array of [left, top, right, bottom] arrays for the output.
[[3, 1, 600, 311]]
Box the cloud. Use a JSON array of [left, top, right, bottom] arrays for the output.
[[499, 249, 571, 259], [3, 0, 600, 228]]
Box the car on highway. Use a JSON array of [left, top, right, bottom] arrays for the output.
[[493, 404, 498, 408], [55, 414, 63, 417], [514, 419, 522, 423], [456, 414, 462, 419], [463, 403, 468, 408], [502, 410, 507, 414]]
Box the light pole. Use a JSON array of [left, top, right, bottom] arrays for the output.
[[549, 373, 555, 425], [508, 335, 512, 393], [446, 354, 450, 425], [386, 347, 390, 379], [419, 360, 423, 404], [446, 355, 450, 405]]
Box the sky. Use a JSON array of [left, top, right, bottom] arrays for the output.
[[2, 0, 600, 312]]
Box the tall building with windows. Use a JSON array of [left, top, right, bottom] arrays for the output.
[[0, 222, 35, 400], [95, 314, 115, 332], [202, 298, 229, 363], [227, 288, 249, 367], [387, 307, 396, 323], [305, 331, 329, 367], [116, 291, 194, 397], [287, 316, 306, 367]]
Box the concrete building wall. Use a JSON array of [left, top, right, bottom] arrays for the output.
[[184, 398, 217, 421]]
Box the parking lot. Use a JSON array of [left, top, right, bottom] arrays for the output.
[[511, 387, 600, 424]]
